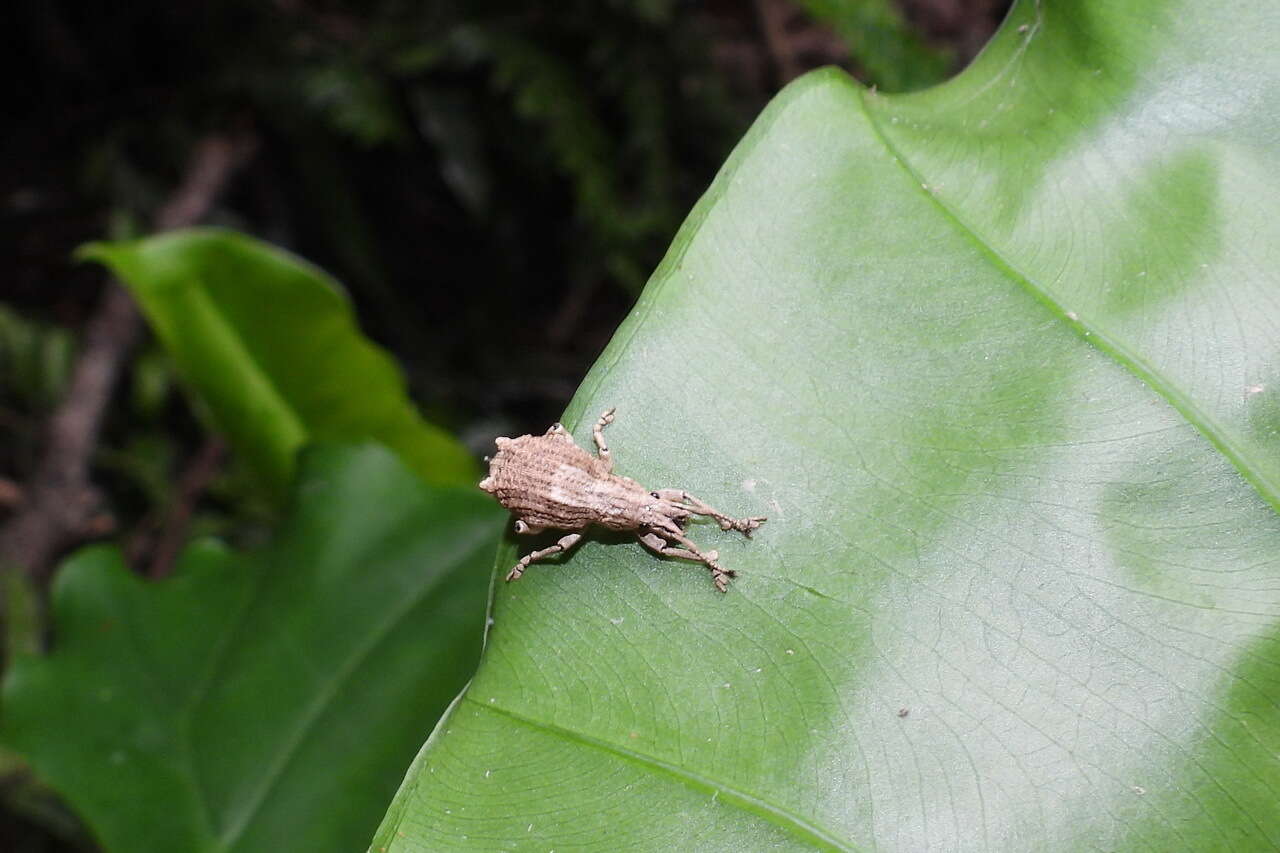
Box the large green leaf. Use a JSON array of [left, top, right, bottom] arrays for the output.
[[2, 444, 502, 852], [80, 229, 478, 494], [374, 1, 1280, 849]]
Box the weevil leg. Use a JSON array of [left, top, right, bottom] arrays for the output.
[[653, 489, 766, 537], [641, 529, 736, 593], [592, 407, 616, 471], [636, 532, 717, 564], [506, 533, 582, 582]]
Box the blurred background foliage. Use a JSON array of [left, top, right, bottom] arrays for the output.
[[1, 0, 1005, 848]]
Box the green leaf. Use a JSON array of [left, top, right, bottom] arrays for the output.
[[793, 0, 951, 92], [374, 1, 1280, 849], [2, 444, 502, 852], [79, 229, 477, 494], [0, 303, 77, 410]]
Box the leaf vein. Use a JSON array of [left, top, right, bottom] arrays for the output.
[[854, 87, 1280, 520], [465, 697, 856, 852]]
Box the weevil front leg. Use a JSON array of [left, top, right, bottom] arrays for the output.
[[506, 533, 582, 582], [640, 530, 736, 593], [654, 489, 766, 536], [592, 407, 616, 472]]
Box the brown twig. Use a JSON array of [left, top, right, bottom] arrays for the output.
[[546, 276, 601, 347], [146, 437, 227, 579], [753, 0, 802, 85], [0, 131, 256, 584], [0, 479, 22, 511]]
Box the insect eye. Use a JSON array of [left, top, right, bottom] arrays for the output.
[[650, 492, 660, 499], [514, 520, 528, 533]]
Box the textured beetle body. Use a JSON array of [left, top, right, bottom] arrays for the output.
[[479, 409, 765, 592], [482, 433, 643, 532]]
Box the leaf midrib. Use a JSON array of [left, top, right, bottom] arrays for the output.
[[853, 86, 1280, 520], [160, 513, 495, 849], [216, 516, 496, 847], [168, 276, 308, 486], [465, 697, 855, 852]]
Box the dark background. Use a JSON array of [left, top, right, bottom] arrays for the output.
[[2, 1, 1005, 848]]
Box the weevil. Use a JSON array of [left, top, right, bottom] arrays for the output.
[[478, 408, 766, 592]]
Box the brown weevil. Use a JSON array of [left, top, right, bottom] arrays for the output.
[[479, 408, 765, 591]]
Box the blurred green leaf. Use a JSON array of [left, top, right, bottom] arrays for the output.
[[79, 229, 478, 496], [374, 1, 1280, 849], [94, 431, 178, 512], [0, 304, 76, 411], [302, 63, 410, 147], [3, 569, 41, 663], [129, 345, 175, 420], [795, 0, 951, 91], [3, 444, 502, 852]]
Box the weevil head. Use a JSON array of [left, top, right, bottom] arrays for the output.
[[639, 492, 689, 533]]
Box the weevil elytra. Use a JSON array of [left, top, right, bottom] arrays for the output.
[[478, 408, 766, 592]]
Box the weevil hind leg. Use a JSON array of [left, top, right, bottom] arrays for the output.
[[653, 489, 766, 536], [592, 407, 616, 471], [636, 532, 717, 564], [506, 533, 582, 582], [637, 530, 735, 593]]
